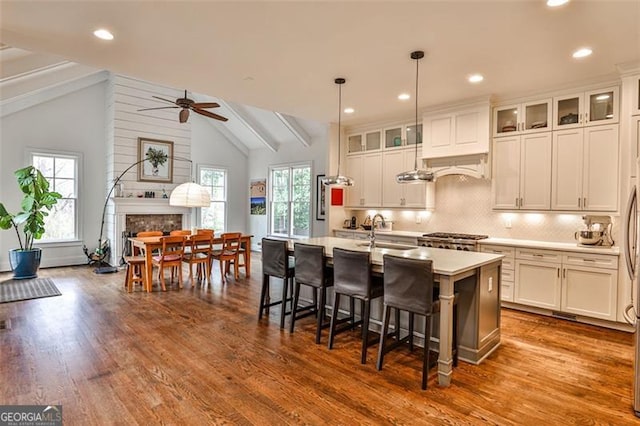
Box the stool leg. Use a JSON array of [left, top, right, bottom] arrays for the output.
[[394, 307, 401, 340], [423, 315, 432, 390], [316, 286, 327, 344], [349, 296, 356, 329], [361, 299, 371, 364], [328, 293, 341, 350], [126, 264, 132, 293], [409, 312, 415, 351], [280, 276, 289, 329], [258, 274, 269, 319], [376, 304, 391, 371], [289, 280, 301, 333]]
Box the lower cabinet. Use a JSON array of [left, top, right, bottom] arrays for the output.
[[488, 245, 619, 322]]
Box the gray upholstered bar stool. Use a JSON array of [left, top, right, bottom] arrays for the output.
[[328, 247, 384, 364], [259, 238, 295, 329], [289, 243, 333, 343], [376, 254, 458, 390]]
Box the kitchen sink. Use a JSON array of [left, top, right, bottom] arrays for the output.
[[356, 242, 417, 250]]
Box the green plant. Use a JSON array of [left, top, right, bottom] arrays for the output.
[[0, 166, 62, 250], [146, 147, 168, 169]]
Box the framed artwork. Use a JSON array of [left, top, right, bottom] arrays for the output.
[[250, 179, 267, 215], [137, 137, 173, 183], [316, 174, 326, 221]]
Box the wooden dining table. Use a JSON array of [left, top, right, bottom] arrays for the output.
[[128, 234, 253, 292]]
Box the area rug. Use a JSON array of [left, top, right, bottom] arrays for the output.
[[0, 277, 61, 304]]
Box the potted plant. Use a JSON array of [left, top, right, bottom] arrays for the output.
[[0, 166, 61, 279]]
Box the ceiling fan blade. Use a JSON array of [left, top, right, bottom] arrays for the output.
[[193, 108, 228, 122], [179, 108, 190, 123], [191, 102, 220, 109], [152, 95, 178, 105], [138, 106, 180, 111]]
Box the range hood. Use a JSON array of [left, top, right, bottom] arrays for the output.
[[424, 153, 490, 180]]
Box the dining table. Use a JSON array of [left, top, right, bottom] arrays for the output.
[[286, 236, 504, 387], [128, 233, 253, 293]]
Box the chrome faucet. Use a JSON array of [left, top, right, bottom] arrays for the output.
[[369, 213, 386, 248]]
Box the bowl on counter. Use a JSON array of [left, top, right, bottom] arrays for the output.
[[575, 230, 603, 245]]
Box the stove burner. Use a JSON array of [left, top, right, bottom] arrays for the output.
[[422, 232, 489, 241]]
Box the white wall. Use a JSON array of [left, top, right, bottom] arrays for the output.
[[247, 127, 329, 250], [191, 118, 248, 233], [0, 82, 108, 270]]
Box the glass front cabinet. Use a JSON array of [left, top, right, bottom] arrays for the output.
[[347, 130, 382, 154], [384, 123, 422, 149], [493, 99, 552, 138], [553, 86, 619, 130]]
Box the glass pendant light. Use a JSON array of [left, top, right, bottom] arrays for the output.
[[323, 78, 354, 186], [396, 51, 434, 184]]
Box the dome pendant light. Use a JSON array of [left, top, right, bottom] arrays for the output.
[[396, 51, 434, 184], [323, 78, 354, 187]]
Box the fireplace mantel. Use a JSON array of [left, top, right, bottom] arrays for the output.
[[109, 197, 193, 265]]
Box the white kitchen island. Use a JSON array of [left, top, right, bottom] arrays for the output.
[[291, 237, 504, 386]]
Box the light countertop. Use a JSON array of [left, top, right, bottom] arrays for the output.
[[479, 237, 620, 255], [334, 228, 425, 238]]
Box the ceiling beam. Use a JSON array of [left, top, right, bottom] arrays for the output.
[[274, 112, 311, 147], [218, 100, 279, 152]]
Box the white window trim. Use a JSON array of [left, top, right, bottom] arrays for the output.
[[267, 161, 313, 238], [197, 164, 228, 233], [26, 148, 83, 245]]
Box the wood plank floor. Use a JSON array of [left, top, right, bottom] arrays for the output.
[[0, 256, 638, 425]]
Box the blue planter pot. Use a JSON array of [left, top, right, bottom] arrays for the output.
[[9, 248, 42, 280]]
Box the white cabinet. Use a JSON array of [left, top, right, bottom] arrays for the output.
[[383, 123, 422, 150], [492, 132, 552, 210], [375, 234, 418, 246], [553, 86, 619, 130], [551, 124, 619, 211], [381, 148, 428, 208], [423, 103, 490, 158], [493, 99, 552, 138], [481, 245, 515, 302], [345, 152, 382, 207], [633, 76, 640, 116], [514, 248, 562, 310], [347, 130, 382, 154], [561, 253, 618, 321]]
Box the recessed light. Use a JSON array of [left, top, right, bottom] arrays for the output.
[[344, 107, 354, 114], [93, 29, 114, 40], [398, 93, 410, 101], [468, 74, 484, 83], [547, 0, 569, 7], [572, 48, 592, 59]]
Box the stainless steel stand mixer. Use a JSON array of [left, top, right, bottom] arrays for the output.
[[575, 215, 614, 247]]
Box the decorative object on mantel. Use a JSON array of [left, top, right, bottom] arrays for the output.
[[137, 89, 228, 123], [85, 150, 211, 274], [396, 50, 435, 184], [323, 78, 354, 187], [138, 137, 173, 183]]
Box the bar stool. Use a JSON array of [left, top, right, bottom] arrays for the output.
[[124, 256, 146, 292], [376, 254, 459, 390], [290, 243, 333, 343], [328, 247, 383, 364], [259, 238, 295, 329]]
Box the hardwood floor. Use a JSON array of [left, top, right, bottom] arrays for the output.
[[0, 256, 637, 425]]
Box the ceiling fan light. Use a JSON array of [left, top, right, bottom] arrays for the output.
[[169, 182, 211, 207], [179, 109, 189, 123]]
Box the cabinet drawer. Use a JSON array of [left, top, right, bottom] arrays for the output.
[[481, 245, 515, 259], [501, 283, 514, 302], [516, 248, 562, 263], [501, 258, 514, 270], [562, 253, 618, 270], [502, 268, 514, 283]]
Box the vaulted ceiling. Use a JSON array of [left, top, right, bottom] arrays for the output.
[[1, 1, 639, 136]]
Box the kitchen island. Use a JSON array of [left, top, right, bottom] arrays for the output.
[[292, 237, 504, 386]]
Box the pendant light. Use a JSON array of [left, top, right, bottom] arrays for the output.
[[396, 51, 434, 184], [323, 78, 354, 186]]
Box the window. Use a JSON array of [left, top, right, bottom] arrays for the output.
[[269, 164, 311, 238], [31, 152, 79, 241], [199, 166, 227, 232]]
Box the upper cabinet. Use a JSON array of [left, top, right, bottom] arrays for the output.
[[493, 98, 552, 138], [347, 130, 382, 154], [384, 123, 422, 150], [422, 103, 490, 158], [633, 76, 640, 116], [553, 86, 619, 130]]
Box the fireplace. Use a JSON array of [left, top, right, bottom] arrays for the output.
[[109, 198, 193, 266]]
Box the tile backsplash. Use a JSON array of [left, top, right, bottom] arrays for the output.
[[346, 175, 619, 244]]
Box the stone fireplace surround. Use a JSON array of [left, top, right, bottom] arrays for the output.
[[109, 198, 193, 266]]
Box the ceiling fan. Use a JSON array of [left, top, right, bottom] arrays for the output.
[[138, 89, 228, 123]]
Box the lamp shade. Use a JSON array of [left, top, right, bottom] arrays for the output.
[[323, 174, 354, 187], [169, 182, 211, 207], [395, 168, 434, 184]]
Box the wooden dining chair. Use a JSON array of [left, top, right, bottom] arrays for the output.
[[196, 229, 214, 236], [151, 235, 186, 291], [211, 232, 242, 284], [170, 229, 192, 236], [183, 233, 213, 286], [134, 230, 163, 255]]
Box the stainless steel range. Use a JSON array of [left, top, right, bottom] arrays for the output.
[[418, 232, 489, 251]]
